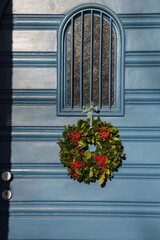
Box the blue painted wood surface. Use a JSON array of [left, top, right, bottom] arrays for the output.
[[0, 0, 160, 239]]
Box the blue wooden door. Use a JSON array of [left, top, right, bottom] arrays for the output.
[[0, 0, 160, 239]]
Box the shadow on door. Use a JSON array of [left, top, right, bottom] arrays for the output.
[[0, 0, 12, 239]]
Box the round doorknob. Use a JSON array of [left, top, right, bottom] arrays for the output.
[[1, 171, 12, 181], [2, 190, 12, 200]]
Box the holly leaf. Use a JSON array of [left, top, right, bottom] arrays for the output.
[[109, 127, 118, 132], [84, 151, 91, 160], [75, 169, 82, 176], [64, 125, 69, 131], [81, 122, 86, 129], [111, 145, 116, 150], [83, 132, 88, 136], [105, 168, 111, 176], [89, 167, 94, 178], [78, 140, 87, 148], [121, 153, 125, 158], [99, 172, 106, 185], [113, 137, 120, 141], [97, 141, 102, 149]]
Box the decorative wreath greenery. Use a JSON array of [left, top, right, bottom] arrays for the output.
[[57, 117, 124, 186]]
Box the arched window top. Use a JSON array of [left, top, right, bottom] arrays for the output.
[[60, 4, 125, 32], [57, 4, 125, 116]]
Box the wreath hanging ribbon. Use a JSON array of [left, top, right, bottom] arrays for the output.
[[57, 103, 124, 186]]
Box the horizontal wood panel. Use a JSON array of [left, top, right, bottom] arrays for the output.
[[0, 30, 57, 52], [1, 59, 160, 91], [126, 28, 160, 51], [1, 126, 159, 141], [120, 13, 160, 29], [9, 0, 160, 14], [1, 137, 160, 164], [6, 177, 160, 202], [125, 89, 160, 104], [3, 201, 160, 240], [0, 141, 58, 164], [1, 51, 160, 68], [1, 62, 160, 90], [1, 89, 160, 105], [6, 216, 160, 240], [0, 105, 158, 126], [125, 67, 160, 89], [125, 51, 160, 67], [5, 164, 160, 179], [0, 163, 159, 182], [3, 13, 160, 30], [1, 14, 64, 30], [2, 201, 159, 216], [0, 52, 57, 67], [8, 141, 160, 165], [0, 67, 57, 89], [0, 89, 57, 105], [2, 51, 160, 68]]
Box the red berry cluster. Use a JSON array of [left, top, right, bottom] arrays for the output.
[[68, 160, 85, 178], [94, 153, 107, 173], [70, 131, 81, 145], [74, 148, 83, 155], [99, 126, 110, 139], [71, 173, 77, 178]]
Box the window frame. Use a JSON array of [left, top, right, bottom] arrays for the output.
[[57, 4, 125, 116]]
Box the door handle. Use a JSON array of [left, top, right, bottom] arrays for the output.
[[2, 190, 12, 200], [1, 171, 13, 182], [1, 171, 13, 200]]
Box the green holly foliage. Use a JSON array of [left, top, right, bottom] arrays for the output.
[[57, 117, 125, 186]]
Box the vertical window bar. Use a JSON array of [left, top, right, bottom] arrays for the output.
[[114, 26, 117, 106], [61, 31, 65, 109], [64, 31, 68, 107], [99, 12, 103, 109], [90, 10, 93, 105], [109, 18, 112, 109], [80, 11, 84, 109], [71, 18, 74, 109]]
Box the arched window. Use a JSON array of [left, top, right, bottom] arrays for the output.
[[57, 4, 125, 116]]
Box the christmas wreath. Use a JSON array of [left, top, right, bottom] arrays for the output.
[[57, 105, 124, 186]]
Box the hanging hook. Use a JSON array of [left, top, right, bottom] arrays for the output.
[[82, 102, 99, 128]]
